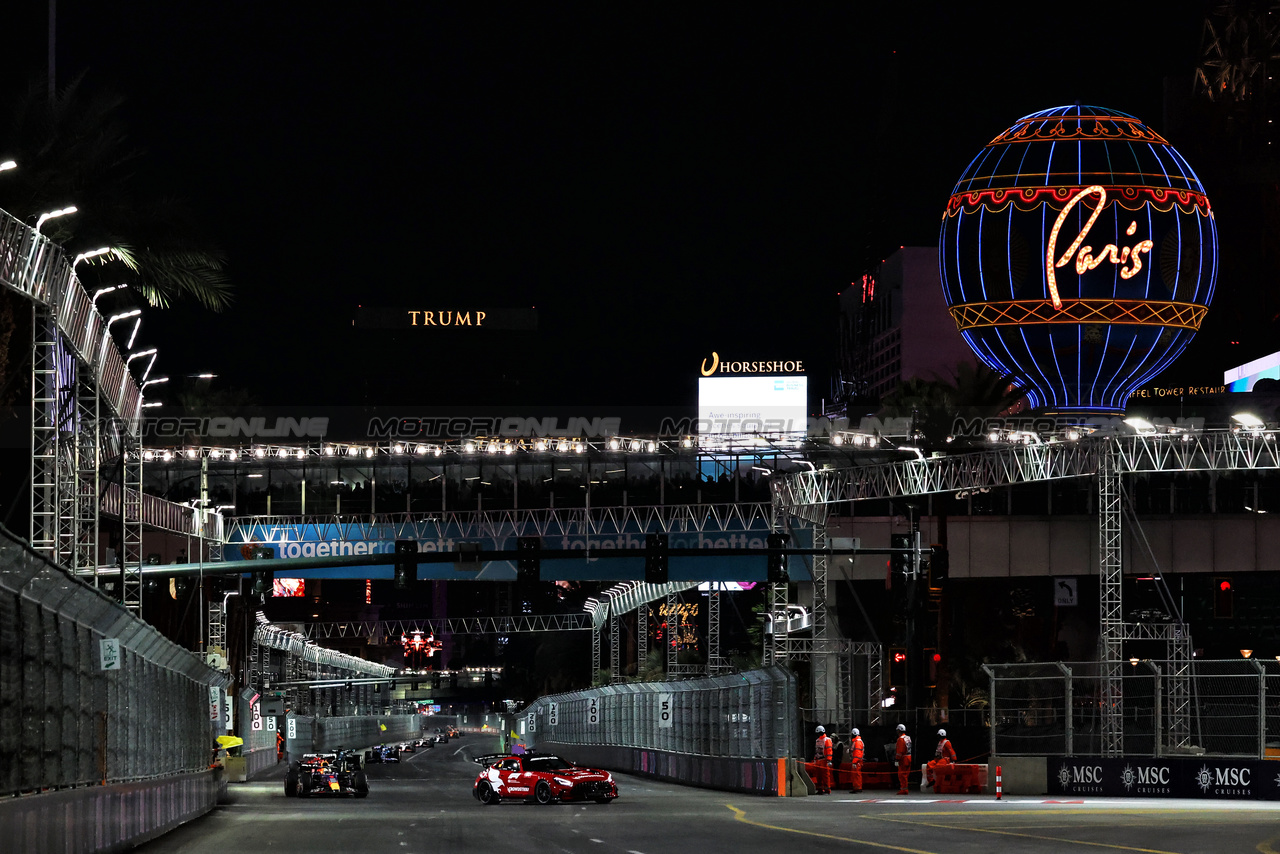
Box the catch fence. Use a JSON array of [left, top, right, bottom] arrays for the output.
[[0, 525, 229, 796], [987, 659, 1280, 757], [520, 666, 797, 759]]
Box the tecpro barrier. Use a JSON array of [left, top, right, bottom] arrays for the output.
[[1049, 756, 1280, 800]]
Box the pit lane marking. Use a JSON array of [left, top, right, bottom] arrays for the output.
[[725, 805, 937, 853], [865, 813, 1187, 853]]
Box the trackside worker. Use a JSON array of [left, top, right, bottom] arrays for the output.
[[924, 728, 956, 790], [813, 725, 833, 794], [894, 723, 912, 795], [848, 727, 865, 793]]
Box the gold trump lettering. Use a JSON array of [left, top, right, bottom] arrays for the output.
[[1045, 185, 1155, 310], [407, 310, 487, 327]]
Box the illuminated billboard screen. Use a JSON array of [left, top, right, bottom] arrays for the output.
[[1225, 351, 1280, 392], [697, 376, 807, 435], [273, 578, 305, 598]]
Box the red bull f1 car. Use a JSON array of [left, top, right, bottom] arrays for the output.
[[472, 752, 618, 805], [285, 750, 369, 798]]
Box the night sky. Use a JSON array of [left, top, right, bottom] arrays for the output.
[[0, 2, 1222, 419]]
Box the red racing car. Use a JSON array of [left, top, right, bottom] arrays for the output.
[[472, 752, 618, 805]]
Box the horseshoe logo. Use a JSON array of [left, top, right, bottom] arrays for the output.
[[700, 352, 719, 376]]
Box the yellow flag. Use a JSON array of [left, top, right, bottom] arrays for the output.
[[510, 731, 518, 738], [379, 723, 387, 731]]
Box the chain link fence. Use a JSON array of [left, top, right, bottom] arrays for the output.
[[0, 526, 229, 796], [520, 666, 797, 759], [988, 659, 1280, 758]]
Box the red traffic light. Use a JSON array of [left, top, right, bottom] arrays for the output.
[[932, 652, 942, 662], [1219, 580, 1232, 592], [893, 651, 907, 663]]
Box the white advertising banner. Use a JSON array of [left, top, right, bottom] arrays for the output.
[[657, 692, 673, 728]]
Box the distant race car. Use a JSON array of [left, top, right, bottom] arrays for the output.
[[472, 752, 618, 806], [286, 751, 369, 798], [364, 745, 400, 764], [399, 741, 415, 754]]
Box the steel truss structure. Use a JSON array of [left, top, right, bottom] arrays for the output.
[[301, 614, 592, 640], [775, 430, 1280, 755], [225, 501, 774, 544], [0, 205, 202, 615]]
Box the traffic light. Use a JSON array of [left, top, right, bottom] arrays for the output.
[[645, 533, 669, 584], [890, 533, 911, 577], [394, 540, 417, 590], [928, 545, 949, 588], [767, 533, 790, 583], [1214, 577, 1233, 619], [250, 544, 274, 595], [923, 648, 940, 688], [889, 647, 908, 687], [517, 537, 541, 583]]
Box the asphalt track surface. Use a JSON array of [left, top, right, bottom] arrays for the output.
[[133, 734, 1280, 854]]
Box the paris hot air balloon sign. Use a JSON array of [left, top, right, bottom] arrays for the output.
[[938, 106, 1217, 415]]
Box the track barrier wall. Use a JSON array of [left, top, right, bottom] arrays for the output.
[[0, 526, 231, 853], [519, 667, 797, 794]]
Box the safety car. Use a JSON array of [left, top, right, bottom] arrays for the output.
[[472, 752, 618, 805]]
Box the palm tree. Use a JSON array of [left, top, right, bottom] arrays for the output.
[[0, 73, 232, 311], [877, 360, 1024, 446]]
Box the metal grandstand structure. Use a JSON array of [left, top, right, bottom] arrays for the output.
[[773, 428, 1280, 756], [0, 207, 149, 613]]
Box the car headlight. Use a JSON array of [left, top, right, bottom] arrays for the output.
[[554, 777, 573, 787]]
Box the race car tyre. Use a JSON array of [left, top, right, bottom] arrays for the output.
[[595, 798, 613, 804], [477, 782, 499, 805], [284, 769, 299, 797], [534, 780, 553, 805], [296, 776, 311, 798], [354, 771, 369, 799]]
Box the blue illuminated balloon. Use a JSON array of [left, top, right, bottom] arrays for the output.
[[938, 105, 1217, 415]]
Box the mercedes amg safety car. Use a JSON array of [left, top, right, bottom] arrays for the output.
[[472, 752, 618, 805], [285, 750, 369, 798]]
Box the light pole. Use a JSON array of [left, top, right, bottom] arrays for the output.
[[35, 205, 77, 234], [73, 246, 113, 268], [127, 348, 158, 384], [140, 376, 169, 399], [92, 284, 129, 312]]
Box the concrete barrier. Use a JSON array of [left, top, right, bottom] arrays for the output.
[[535, 740, 781, 796], [0, 769, 224, 854], [987, 756, 1047, 795]]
